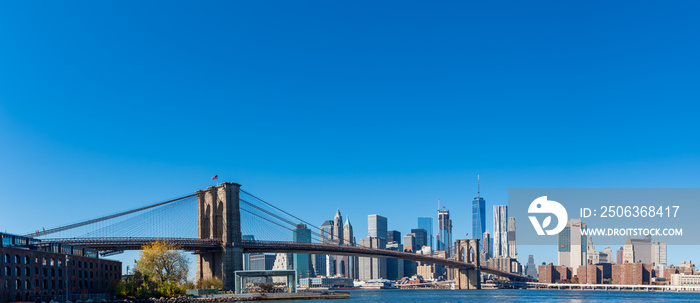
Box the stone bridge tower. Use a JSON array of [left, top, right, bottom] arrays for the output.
[[454, 238, 481, 289], [196, 182, 243, 290]]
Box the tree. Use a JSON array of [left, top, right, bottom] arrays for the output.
[[198, 277, 223, 290], [134, 240, 190, 295]]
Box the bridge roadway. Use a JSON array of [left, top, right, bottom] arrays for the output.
[[43, 237, 527, 281]]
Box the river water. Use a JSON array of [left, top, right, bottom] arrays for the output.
[[273, 289, 700, 302]]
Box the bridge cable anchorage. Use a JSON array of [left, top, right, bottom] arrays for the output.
[[25, 193, 197, 238]]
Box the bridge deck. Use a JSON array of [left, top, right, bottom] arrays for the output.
[[41, 237, 527, 281]]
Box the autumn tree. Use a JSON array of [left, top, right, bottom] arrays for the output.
[[134, 240, 190, 294]]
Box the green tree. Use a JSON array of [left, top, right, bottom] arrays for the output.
[[199, 277, 223, 289], [133, 240, 190, 295]]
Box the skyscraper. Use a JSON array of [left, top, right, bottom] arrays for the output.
[[417, 217, 433, 250], [411, 228, 428, 249], [472, 176, 486, 243], [387, 230, 402, 244], [368, 215, 387, 240], [319, 219, 336, 276], [525, 255, 538, 279], [508, 217, 517, 259], [358, 236, 387, 280], [493, 205, 508, 258], [557, 218, 587, 276], [343, 216, 358, 279], [293, 224, 313, 279], [437, 206, 452, 257], [482, 231, 491, 258], [320, 220, 334, 244], [333, 209, 344, 245], [651, 241, 667, 265]]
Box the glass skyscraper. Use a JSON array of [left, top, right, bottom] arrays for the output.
[[472, 196, 485, 243], [417, 217, 433, 249], [437, 207, 452, 257]]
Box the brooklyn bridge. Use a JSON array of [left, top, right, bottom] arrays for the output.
[[26, 182, 529, 290]]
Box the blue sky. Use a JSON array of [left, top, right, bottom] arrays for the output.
[[2, 1, 700, 276]]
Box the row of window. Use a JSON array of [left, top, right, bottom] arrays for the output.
[[0, 278, 106, 291], [2, 253, 120, 273]]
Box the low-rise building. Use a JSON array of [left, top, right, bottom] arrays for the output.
[[671, 273, 700, 286], [0, 232, 121, 302], [299, 277, 354, 288]]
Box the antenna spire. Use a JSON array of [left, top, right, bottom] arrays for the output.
[[438, 198, 441, 211], [477, 174, 480, 199]]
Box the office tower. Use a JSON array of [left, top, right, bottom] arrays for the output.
[[386, 242, 405, 280], [411, 228, 428, 249], [557, 219, 587, 275], [404, 234, 416, 252], [242, 235, 255, 270], [272, 252, 294, 283], [525, 255, 538, 279], [493, 205, 508, 258], [358, 236, 387, 280], [630, 237, 652, 264], [623, 237, 634, 263], [472, 176, 486, 243], [368, 215, 388, 240], [482, 231, 491, 258], [508, 217, 517, 259], [616, 247, 624, 264], [652, 241, 667, 265], [249, 253, 275, 270], [312, 254, 326, 277], [417, 217, 433, 249], [437, 206, 452, 257], [333, 209, 344, 244], [319, 219, 336, 276], [343, 216, 358, 279], [344, 216, 355, 245], [387, 230, 402, 244], [293, 224, 313, 279]]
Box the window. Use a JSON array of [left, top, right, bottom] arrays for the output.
[[24, 267, 30, 276], [42, 258, 47, 266], [14, 255, 20, 263], [50, 258, 54, 266], [15, 266, 20, 277], [24, 255, 30, 264], [5, 266, 10, 276]]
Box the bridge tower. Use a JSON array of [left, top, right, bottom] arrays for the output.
[[195, 182, 243, 290], [454, 239, 481, 290]]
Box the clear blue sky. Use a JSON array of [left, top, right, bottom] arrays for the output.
[[1, 1, 700, 276]]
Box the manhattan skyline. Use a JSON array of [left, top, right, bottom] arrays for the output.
[[2, 0, 700, 274]]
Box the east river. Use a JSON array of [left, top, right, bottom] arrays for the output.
[[273, 289, 700, 302]]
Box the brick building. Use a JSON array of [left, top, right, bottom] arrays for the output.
[[577, 263, 612, 284], [0, 233, 121, 302], [538, 263, 571, 283], [611, 262, 652, 285]]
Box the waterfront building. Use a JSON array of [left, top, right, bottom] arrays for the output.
[[671, 273, 700, 286], [577, 263, 612, 284], [611, 262, 652, 285], [299, 277, 354, 288], [417, 264, 438, 279], [417, 217, 433, 250], [293, 224, 313, 280], [557, 219, 587, 276], [525, 255, 538, 279], [358, 236, 387, 281], [538, 263, 571, 283], [437, 206, 452, 257], [248, 253, 275, 271], [493, 205, 508, 258], [312, 254, 326, 277], [368, 215, 387, 240], [411, 229, 428, 250], [387, 230, 401, 244], [507, 217, 516, 259], [0, 232, 121, 302]]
